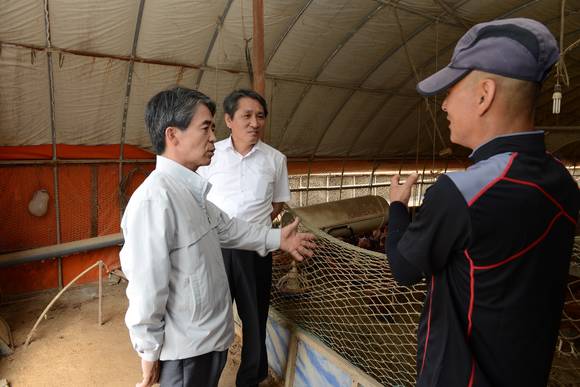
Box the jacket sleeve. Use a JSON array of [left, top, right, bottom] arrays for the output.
[[388, 175, 470, 285], [386, 201, 423, 286], [120, 198, 173, 361], [208, 201, 281, 256]]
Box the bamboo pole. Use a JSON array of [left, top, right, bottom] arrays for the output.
[[25, 260, 104, 347]]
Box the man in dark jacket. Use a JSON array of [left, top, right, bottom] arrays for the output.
[[387, 18, 580, 387]]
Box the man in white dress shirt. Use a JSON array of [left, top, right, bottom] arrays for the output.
[[197, 89, 290, 387], [120, 87, 315, 387]]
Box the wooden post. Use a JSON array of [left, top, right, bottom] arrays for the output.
[[98, 260, 103, 325], [284, 330, 299, 387], [252, 0, 266, 139]]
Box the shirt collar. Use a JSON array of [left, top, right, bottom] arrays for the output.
[[224, 136, 263, 157], [155, 155, 212, 204], [469, 130, 545, 162]]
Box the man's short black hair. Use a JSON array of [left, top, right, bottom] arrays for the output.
[[223, 89, 268, 118]]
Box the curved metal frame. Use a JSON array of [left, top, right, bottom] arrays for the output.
[[307, 0, 473, 156], [349, 0, 550, 161], [275, 3, 387, 148], [194, 0, 235, 89]]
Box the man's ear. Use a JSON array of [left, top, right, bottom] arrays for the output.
[[477, 78, 496, 116], [224, 114, 233, 129], [165, 126, 178, 146]]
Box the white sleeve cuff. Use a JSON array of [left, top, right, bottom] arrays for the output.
[[266, 229, 281, 252], [136, 346, 161, 362]]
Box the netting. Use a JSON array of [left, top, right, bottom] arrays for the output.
[[271, 214, 424, 386], [271, 215, 580, 386], [550, 237, 580, 386]]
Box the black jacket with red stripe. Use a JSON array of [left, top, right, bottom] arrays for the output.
[[387, 132, 579, 387]]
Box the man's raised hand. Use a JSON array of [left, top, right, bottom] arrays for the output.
[[280, 217, 317, 261]]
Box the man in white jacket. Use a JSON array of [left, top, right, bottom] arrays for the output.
[[120, 86, 315, 387]]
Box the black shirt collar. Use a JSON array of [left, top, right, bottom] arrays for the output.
[[469, 131, 545, 162]]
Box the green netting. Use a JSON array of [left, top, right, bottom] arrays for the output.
[[271, 216, 580, 386]]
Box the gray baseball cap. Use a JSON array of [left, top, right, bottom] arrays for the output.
[[416, 18, 559, 96]]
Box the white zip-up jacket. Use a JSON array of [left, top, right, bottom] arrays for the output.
[[120, 156, 280, 361]]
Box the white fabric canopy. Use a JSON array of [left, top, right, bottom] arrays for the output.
[[0, 0, 579, 159]]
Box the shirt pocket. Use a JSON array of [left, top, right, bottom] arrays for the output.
[[248, 164, 275, 200]]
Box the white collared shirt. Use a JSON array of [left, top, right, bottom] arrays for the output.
[[120, 155, 281, 361], [197, 137, 291, 226]]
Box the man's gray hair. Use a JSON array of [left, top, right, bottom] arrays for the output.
[[145, 87, 216, 155]]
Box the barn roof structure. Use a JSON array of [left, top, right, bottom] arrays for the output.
[[1, 0, 579, 163]]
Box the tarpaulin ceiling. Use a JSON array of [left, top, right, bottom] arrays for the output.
[[1, 0, 579, 161]]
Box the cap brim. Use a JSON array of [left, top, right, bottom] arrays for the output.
[[416, 66, 470, 96]]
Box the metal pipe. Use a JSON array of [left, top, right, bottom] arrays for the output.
[[0, 234, 123, 268], [0, 159, 154, 166]]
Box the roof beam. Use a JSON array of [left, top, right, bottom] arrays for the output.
[[374, 0, 464, 28], [497, 0, 541, 19], [275, 3, 387, 148], [268, 0, 469, 153], [252, 0, 265, 97], [42, 0, 62, 286], [309, 0, 474, 157], [194, 0, 235, 89], [431, 0, 471, 30], [42, 0, 56, 162], [118, 0, 146, 215], [265, 0, 314, 67], [345, 0, 565, 160], [0, 41, 414, 99], [119, 0, 146, 162]]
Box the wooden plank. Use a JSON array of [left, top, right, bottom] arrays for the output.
[[252, 0, 265, 99], [284, 330, 299, 387], [269, 308, 383, 387]]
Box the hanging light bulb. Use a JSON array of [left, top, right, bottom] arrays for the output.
[[552, 82, 562, 114]]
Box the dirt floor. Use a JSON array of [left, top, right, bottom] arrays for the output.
[[0, 280, 283, 387]]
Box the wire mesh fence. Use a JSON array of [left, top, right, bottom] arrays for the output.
[[271, 218, 580, 386], [550, 237, 580, 386]]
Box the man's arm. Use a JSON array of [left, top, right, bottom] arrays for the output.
[[386, 174, 471, 286], [120, 198, 172, 386], [209, 202, 315, 261], [386, 174, 424, 286], [386, 201, 424, 286]]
